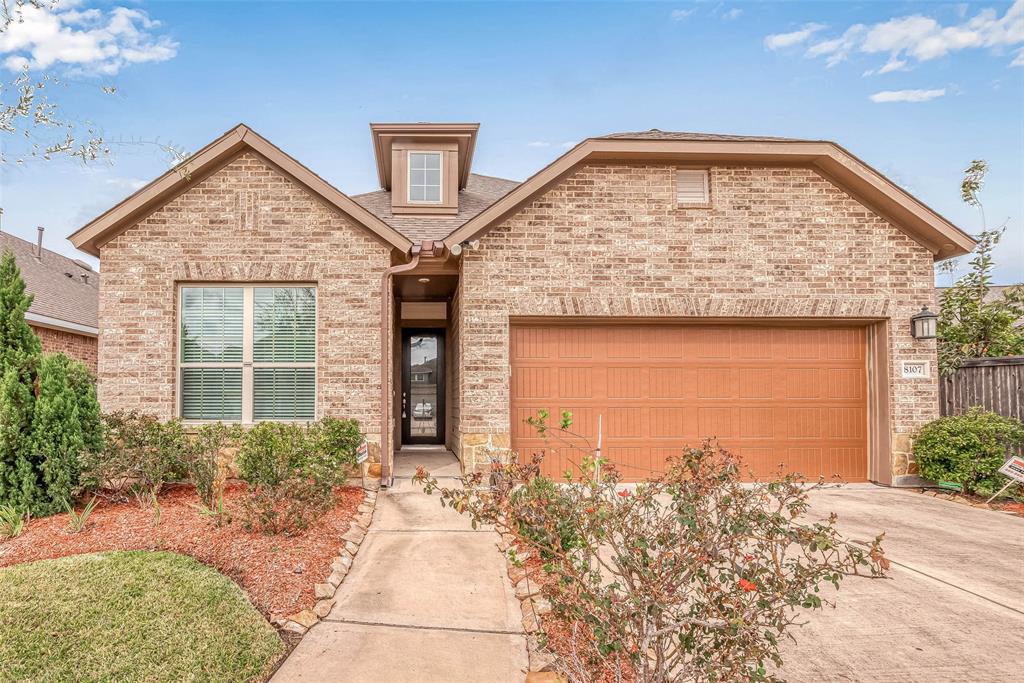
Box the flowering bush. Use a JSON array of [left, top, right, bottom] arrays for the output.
[[417, 425, 887, 682]]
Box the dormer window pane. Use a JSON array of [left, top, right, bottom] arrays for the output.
[[409, 152, 442, 202]]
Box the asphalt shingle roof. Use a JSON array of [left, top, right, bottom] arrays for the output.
[[351, 173, 520, 243], [0, 232, 99, 329], [597, 130, 809, 142]]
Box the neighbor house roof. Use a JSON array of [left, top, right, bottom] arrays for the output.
[[444, 131, 977, 261], [1, 232, 99, 335], [352, 173, 520, 243], [68, 124, 414, 257]]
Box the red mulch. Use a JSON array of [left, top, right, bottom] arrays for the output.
[[516, 551, 635, 683], [915, 488, 1024, 517], [0, 483, 363, 621]]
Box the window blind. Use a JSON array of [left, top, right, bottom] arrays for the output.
[[181, 368, 242, 420], [253, 368, 316, 420], [253, 288, 316, 362], [181, 287, 243, 362]]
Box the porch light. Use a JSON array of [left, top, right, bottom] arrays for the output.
[[910, 306, 938, 339], [418, 277, 430, 284]]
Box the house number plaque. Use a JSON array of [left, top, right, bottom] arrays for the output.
[[901, 360, 930, 379]]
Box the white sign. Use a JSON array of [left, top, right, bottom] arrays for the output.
[[901, 360, 931, 379], [355, 440, 369, 465], [998, 456, 1024, 483]]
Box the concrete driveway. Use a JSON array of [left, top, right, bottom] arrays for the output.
[[779, 485, 1024, 682], [272, 449, 527, 683]]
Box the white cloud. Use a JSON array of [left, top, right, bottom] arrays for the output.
[[764, 23, 827, 50], [796, 0, 1024, 71], [527, 141, 550, 148], [869, 88, 946, 103], [722, 8, 743, 21], [671, 9, 695, 22], [106, 177, 147, 190], [1012, 47, 1024, 66], [0, 3, 178, 75]]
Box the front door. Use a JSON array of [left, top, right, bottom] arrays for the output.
[[402, 329, 445, 445]]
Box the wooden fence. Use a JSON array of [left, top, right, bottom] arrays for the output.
[[939, 356, 1024, 421]]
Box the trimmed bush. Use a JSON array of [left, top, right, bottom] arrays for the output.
[[307, 416, 361, 487], [80, 412, 191, 499], [913, 408, 1024, 498], [236, 422, 311, 488]]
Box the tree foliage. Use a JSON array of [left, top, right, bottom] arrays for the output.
[[938, 161, 1024, 375], [0, 249, 101, 515]]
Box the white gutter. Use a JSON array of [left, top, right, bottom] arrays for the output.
[[25, 312, 99, 337]]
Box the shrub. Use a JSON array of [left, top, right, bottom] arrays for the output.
[[0, 250, 103, 516], [307, 416, 362, 487], [417, 434, 888, 682], [237, 476, 334, 534], [509, 475, 581, 558], [236, 422, 311, 488], [913, 408, 1024, 498], [0, 504, 26, 539], [186, 422, 242, 509], [65, 496, 99, 533], [80, 412, 190, 500]]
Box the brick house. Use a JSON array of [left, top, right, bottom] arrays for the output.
[[2, 230, 99, 371], [69, 123, 975, 486]]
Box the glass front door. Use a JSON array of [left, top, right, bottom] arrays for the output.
[[402, 330, 445, 444]]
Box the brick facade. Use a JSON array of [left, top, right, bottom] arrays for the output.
[[454, 164, 938, 480], [97, 152, 392, 458], [32, 325, 98, 373]]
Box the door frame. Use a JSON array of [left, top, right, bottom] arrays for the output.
[[401, 327, 446, 445]]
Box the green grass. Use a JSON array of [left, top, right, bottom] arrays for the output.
[[0, 551, 284, 682]]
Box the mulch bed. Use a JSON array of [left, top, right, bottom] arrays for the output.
[[915, 487, 1024, 517], [515, 550, 635, 683], [0, 483, 364, 621]]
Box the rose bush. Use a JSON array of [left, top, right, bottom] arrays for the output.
[[417, 414, 887, 683]]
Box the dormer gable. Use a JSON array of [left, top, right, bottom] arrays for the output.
[[370, 123, 479, 215]]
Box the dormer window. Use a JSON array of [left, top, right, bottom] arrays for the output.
[[409, 152, 442, 203], [370, 123, 479, 215]]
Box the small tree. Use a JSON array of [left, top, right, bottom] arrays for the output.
[[938, 161, 1024, 375], [0, 250, 102, 515]]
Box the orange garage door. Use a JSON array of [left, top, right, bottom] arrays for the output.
[[510, 323, 868, 482]]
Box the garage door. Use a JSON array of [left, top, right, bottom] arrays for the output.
[[510, 323, 867, 482]]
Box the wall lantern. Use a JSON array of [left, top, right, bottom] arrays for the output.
[[910, 306, 938, 339]]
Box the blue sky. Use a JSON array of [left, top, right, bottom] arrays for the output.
[[2, 1, 1022, 283]]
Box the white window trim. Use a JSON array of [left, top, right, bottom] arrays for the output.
[[177, 283, 318, 425], [407, 150, 444, 204]]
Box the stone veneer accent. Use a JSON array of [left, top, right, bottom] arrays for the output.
[[96, 152, 391, 459], [454, 164, 939, 480], [32, 325, 98, 373]]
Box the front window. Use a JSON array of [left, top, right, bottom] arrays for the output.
[[180, 285, 316, 422], [408, 151, 442, 203]]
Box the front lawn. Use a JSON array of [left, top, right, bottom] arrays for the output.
[[0, 551, 284, 682]]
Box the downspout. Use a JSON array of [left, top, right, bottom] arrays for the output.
[[380, 249, 421, 487]]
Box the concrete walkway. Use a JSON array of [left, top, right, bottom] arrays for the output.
[[272, 448, 528, 683]]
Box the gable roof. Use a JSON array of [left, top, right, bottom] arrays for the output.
[[445, 132, 977, 261], [68, 124, 414, 257], [1, 232, 98, 335], [352, 173, 520, 243]]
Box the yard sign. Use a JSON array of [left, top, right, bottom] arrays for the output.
[[986, 455, 1024, 503], [356, 440, 369, 465]]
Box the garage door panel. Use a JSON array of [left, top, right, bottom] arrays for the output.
[[557, 366, 594, 398], [510, 323, 867, 482], [607, 367, 644, 398]]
